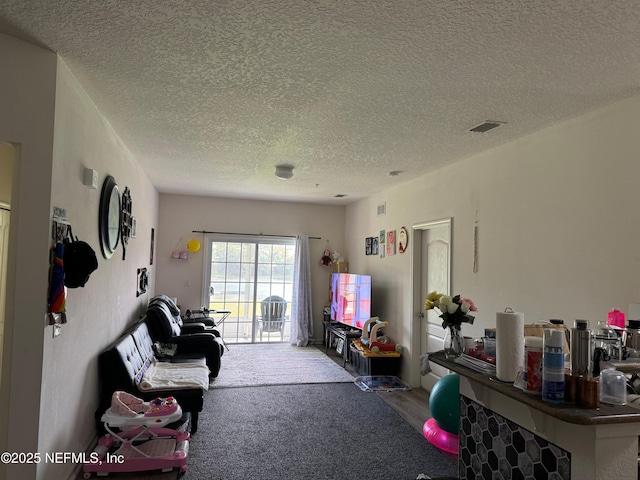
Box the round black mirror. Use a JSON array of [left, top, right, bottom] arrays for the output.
[[99, 175, 121, 259]]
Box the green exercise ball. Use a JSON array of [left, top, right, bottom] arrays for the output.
[[429, 373, 460, 434]]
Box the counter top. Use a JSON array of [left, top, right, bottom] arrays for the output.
[[429, 351, 640, 426]]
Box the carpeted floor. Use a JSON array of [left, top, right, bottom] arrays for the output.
[[185, 383, 458, 480], [210, 343, 355, 388]]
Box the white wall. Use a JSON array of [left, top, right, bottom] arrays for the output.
[[0, 32, 57, 480], [0, 31, 158, 479], [345, 94, 640, 386], [34, 60, 159, 479], [0, 142, 13, 204], [155, 194, 345, 341]]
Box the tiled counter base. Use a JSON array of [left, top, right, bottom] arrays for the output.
[[430, 351, 640, 480]]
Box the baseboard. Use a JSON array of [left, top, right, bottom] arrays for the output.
[[67, 433, 99, 480]]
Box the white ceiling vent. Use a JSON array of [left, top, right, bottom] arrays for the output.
[[377, 202, 386, 216], [468, 121, 506, 133]]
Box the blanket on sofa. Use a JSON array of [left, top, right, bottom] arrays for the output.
[[139, 361, 210, 391]]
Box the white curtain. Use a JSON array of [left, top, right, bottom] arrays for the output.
[[290, 234, 313, 346]]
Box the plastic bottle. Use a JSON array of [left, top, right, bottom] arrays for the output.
[[607, 308, 625, 329], [542, 329, 565, 403]]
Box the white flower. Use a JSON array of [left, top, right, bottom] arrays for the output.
[[460, 301, 471, 314], [439, 295, 452, 309], [447, 302, 459, 314]]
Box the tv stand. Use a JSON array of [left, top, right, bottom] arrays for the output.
[[323, 322, 361, 367]]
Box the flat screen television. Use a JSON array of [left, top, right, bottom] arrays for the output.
[[330, 273, 371, 329]]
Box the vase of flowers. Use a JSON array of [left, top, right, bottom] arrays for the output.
[[424, 291, 477, 359]]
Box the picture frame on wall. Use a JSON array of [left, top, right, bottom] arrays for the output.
[[372, 237, 379, 255], [365, 237, 372, 255], [150, 228, 155, 265], [380, 230, 385, 243], [386, 230, 396, 256]]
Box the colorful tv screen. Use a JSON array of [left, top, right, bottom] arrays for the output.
[[330, 273, 371, 329]]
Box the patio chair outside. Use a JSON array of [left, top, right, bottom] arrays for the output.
[[258, 295, 287, 341]]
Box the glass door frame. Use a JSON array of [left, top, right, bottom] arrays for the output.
[[201, 233, 296, 343]]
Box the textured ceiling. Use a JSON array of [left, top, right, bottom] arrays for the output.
[[1, 1, 640, 204]]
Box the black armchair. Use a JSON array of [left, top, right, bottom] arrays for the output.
[[145, 302, 224, 378], [149, 294, 217, 328]]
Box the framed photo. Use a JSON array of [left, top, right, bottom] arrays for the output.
[[372, 237, 379, 255], [150, 228, 155, 265], [386, 230, 396, 256], [379, 230, 385, 243], [365, 237, 373, 255]]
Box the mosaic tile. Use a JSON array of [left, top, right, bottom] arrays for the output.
[[459, 396, 571, 479]]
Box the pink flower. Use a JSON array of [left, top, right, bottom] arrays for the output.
[[461, 298, 477, 312]]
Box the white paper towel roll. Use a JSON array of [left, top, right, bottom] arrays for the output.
[[496, 310, 524, 382]]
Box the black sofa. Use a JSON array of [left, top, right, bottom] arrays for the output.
[[97, 320, 209, 433]]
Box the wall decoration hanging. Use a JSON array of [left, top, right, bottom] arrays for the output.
[[365, 237, 372, 255], [120, 186, 133, 260], [48, 207, 69, 325], [137, 267, 149, 297], [187, 238, 201, 253], [99, 175, 121, 259], [171, 238, 188, 259], [398, 226, 409, 254], [386, 230, 396, 256], [150, 228, 155, 265], [372, 237, 379, 256]]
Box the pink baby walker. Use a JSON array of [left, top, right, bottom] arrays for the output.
[[83, 391, 190, 478]]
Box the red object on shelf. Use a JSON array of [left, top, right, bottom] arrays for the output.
[[608, 309, 625, 328]]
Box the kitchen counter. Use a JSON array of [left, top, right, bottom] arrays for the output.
[[430, 351, 640, 425], [429, 351, 640, 480]]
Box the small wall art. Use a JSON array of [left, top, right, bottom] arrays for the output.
[[365, 237, 372, 255], [386, 230, 396, 256], [398, 226, 409, 254], [150, 228, 155, 265]]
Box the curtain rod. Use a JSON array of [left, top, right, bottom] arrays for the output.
[[192, 230, 321, 240]]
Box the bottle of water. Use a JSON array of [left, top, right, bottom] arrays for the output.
[[543, 329, 565, 403]]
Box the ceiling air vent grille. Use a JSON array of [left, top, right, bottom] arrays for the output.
[[377, 202, 386, 216], [468, 121, 505, 133]]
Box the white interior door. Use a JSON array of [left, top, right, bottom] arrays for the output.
[[414, 219, 451, 391], [0, 205, 9, 380]]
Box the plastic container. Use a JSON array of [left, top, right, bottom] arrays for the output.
[[523, 336, 543, 393], [600, 368, 627, 405], [542, 329, 565, 403], [607, 308, 625, 329]]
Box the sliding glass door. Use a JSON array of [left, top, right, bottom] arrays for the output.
[[202, 235, 295, 343]]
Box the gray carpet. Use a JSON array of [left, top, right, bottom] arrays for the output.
[[210, 344, 355, 388], [185, 383, 458, 480]]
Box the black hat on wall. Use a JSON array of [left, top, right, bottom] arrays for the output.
[[64, 239, 98, 288]]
